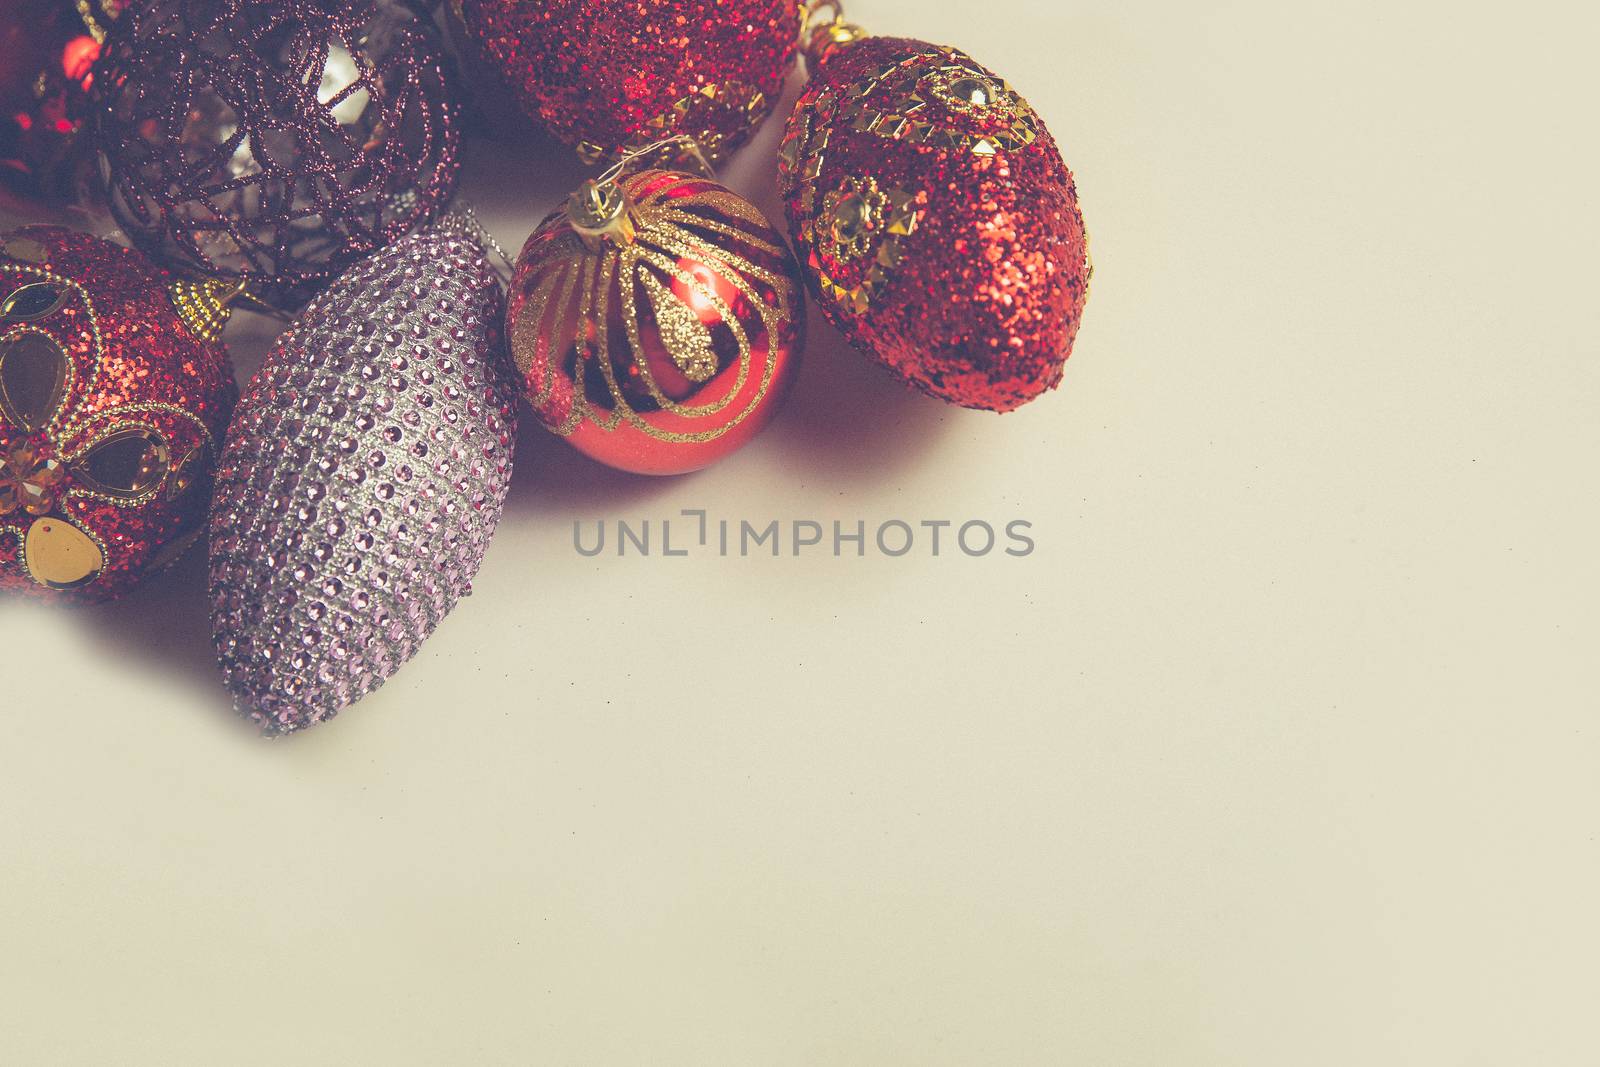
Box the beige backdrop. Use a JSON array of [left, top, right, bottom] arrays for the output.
[[3, 1, 1597, 1063]]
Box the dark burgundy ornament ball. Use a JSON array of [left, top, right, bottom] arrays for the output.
[[90, 0, 461, 309], [779, 25, 1090, 412], [455, 0, 798, 164]]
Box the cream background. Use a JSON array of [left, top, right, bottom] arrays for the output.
[[3, 1, 1597, 1063]]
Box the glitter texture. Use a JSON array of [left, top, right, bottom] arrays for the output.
[[91, 0, 461, 309], [779, 37, 1090, 412], [208, 228, 517, 735], [0, 226, 237, 602], [456, 0, 798, 163], [508, 169, 804, 475]]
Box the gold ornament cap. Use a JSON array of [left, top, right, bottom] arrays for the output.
[[566, 135, 715, 251], [802, 0, 869, 69], [169, 277, 246, 344], [567, 180, 640, 251]]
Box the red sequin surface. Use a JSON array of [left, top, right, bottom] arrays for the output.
[[778, 37, 1089, 412], [457, 0, 798, 162], [0, 227, 237, 603]]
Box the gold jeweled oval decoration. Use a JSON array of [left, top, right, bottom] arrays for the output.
[[24, 516, 105, 589], [72, 426, 171, 499], [1, 282, 71, 322], [0, 332, 70, 433]]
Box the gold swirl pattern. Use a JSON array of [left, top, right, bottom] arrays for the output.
[[510, 170, 803, 451]]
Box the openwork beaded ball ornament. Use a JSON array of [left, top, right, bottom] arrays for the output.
[[208, 227, 517, 736], [456, 0, 798, 164], [0, 227, 237, 602], [780, 8, 1090, 412], [508, 168, 804, 475], [92, 0, 461, 309]]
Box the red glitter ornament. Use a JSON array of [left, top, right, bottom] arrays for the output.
[[507, 166, 804, 475], [455, 0, 799, 164], [0, 0, 121, 206], [779, 10, 1090, 412], [0, 226, 237, 602], [90, 0, 461, 310]]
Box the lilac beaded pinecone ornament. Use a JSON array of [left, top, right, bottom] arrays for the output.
[[208, 225, 518, 735]]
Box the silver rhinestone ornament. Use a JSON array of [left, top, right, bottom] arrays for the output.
[[208, 229, 518, 735]]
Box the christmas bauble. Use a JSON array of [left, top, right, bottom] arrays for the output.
[[208, 225, 517, 735], [0, 226, 237, 602], [91, 0, 461, 310], [778, 22, 1090, 412], [456, 0, 798, 164], [507, 169, 804, 475], [0, 0, 121, 205]]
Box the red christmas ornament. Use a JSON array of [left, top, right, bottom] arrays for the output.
[[455, 0, 798, 164], [0, 226, 237, 602], [0, 0, 121, 205], [778, 8, 1090, 412], [90, 0, 461, 309], [507, 166, 804, 475]]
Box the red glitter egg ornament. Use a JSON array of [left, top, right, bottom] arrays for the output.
[[0, 0, 122, 206], [0, 226, 238, 603], [507, 155, 804, 475], [90, 0, 461, 310], [455, 0, 798, 164], [778, 4, 1091, 412]]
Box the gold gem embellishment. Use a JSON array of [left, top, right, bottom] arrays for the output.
[[780, 47, 1040, 199], [920, 65, 1030, 130], [23, 517, 104, 590], [821, 176, 888, 262], [806, 175, 919, 315], [577, 82, 771, 166], [0, 441, 65, 517], [780, 47, 1043, 315]]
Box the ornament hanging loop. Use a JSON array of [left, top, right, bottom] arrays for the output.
[[567, 135, 711, 251], [600, 134, 714, 183], [801, 0, 868, 69]]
